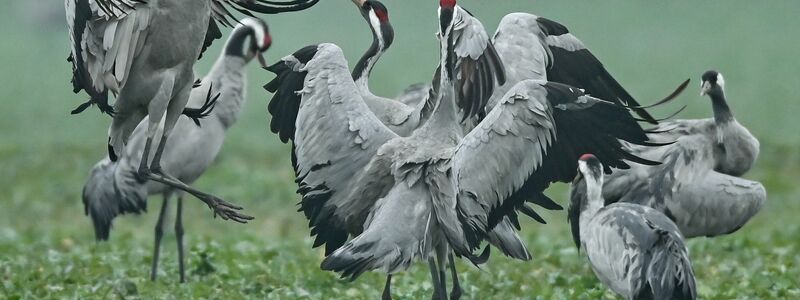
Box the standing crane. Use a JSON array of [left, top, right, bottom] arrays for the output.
[[569, 154, 697, 300], [66, 0, 318, 223], [81, 18, 271, 283], [602, 70, 765, 238], [265, 0, 660, 297]]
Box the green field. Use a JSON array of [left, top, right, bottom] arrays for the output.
[[1, 0, 799, 298]]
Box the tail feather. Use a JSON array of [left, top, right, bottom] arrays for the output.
[[644, 230, 697, 300], [321, 186, 430, 280], [320, 232, 419, 281], [486, 217, 531, 261], [82, 158, 147, 240]]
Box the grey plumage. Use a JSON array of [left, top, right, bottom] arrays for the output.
[[603, 71, 764, 238], [66, 0, 314, 224], [570, 154, 697, 300], [487, 13, 678, 123], [267, 3, 654, 297], [265, 1, 531, 263], [81, 20, 266, 282]]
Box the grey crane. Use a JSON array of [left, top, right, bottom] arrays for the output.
[[265, 1, 531, 298], [569, 154, 697, 300], [265, 1, 659, 297], [602, 70, 765, 238], [66, 0, 317, 223], [81, 18, 270, 283]]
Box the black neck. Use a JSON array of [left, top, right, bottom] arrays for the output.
[[352, 34, 381, 82], [224, 27, 253, 58], [709, 91, 733, 124]]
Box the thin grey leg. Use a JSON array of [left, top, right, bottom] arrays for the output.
[[175, 195, 186, 283], [136, 137, 153, 182], [150, 196, 169, 281], [149, 135, 168, 174], [381, 275, 392, 300], [429, 258, 445, 300], [448, 254, 463, 300]]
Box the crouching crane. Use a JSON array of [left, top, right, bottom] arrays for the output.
[[602, 70, 765, 238]]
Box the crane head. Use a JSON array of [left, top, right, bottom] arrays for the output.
[[700, 70, 725, 97], [358, 1, 394, 49], [236, 18, 272, 68]]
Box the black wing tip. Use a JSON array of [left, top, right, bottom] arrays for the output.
[[319, 243, 377, 281], [182, 83, 220, 127], [265, 45, 320, 143], [536, 17, 570, 36], [234, 0, 321, 14]]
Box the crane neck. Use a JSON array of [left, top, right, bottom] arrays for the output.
[[417, 33, 462, 139], [352, 25, 388, 95], [709, 90, 734, 124], [205, 54, 249, 129], [578, 177, 604, 241]]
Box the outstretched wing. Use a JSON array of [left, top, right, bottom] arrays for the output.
[[265, 43, 399, 254], [535, 16, 659, 124], [450, 80, 655, 251], [447, 7, 506, 122], [66, 0, 149, 96], [487, 13, 550, 110]]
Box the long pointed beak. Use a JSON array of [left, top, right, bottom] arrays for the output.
[[257, 52, 268, 69], [351, 0, 365, 7], [700, 81, 711, 96]]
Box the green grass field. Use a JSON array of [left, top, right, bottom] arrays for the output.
[[1, 0, 799, 298]]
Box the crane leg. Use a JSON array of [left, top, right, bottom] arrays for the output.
[[136, 81, 252, 224], [143, 172, 252, 223], [150, 196, 169, 281], [133, 124, 250, 222], [436, 249, 448, 300], [175, 194, 186, 283], [381, 275, 392, 300], [428, 258, 444, 300], [448, 254, 463, 300], [136, 137, 153, 183]]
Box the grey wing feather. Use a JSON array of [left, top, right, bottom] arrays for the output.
[[642, 215, 697, 300], [486, 217, 531, 261], [451, 80, 556, 249], [82, 128, 147, 241], [488, 13, 550, 110], [277, 44, 399, 253], [606, 135, 766, 238], [320, 184, 433, 280], [587, 204, 695, 300], [452, 79, 651, 253], [395, 83, 431, 106], [67, 0, 150, 95], [450, 7, 506, 122]]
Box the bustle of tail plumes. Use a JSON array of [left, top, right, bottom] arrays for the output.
[[641, 226, 697, 300], [486, 218, 532, 261], [82, 158, 147, 240]]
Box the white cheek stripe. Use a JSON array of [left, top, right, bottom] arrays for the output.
[[368, 10, 384, 48], [239, 18, 265, 48]]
